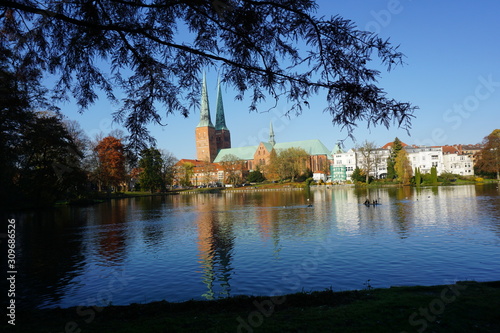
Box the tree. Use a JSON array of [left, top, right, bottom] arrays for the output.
[[138, 147, 164, 193], [0, 52, 87, 207], [430, 166, 438, 185], [357, 140, 377, 183], [351, 166, 365, 183], [414, 167, 422, 187], [179, 162, 194, 187], [18, 112, 86, 205], [247, 166, 265, 183], [264, 149, 280, 181], [2, 1, 416, 149], [387, 137, 403, 179], [219, 154, 245, 185], [394, 148, 412, 185], [476, 129, 500, 180], [95, 136, 126, 192], [271, 147, 309, 182], [160, 150, 178, 190], [0, 43, 51, 206]]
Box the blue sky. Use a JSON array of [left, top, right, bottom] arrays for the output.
[[60, 0, 500, 159]]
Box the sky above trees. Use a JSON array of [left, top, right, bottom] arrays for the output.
[[51, 0, 500, 158]]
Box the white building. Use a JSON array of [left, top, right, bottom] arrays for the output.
[[331, 143, 475, 182], [333, 149, 357, 180], [441, 146, 474, 176], [405, 146, 444, 174]]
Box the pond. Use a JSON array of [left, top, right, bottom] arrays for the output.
[[6, 184, 500, 309]]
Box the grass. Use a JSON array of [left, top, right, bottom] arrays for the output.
[[9, 281, 500, 332]]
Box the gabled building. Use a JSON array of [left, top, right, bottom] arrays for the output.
[[174, 159, 225, 187]]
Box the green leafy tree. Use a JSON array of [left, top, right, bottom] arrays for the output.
[[414, 167, 422, 187], [439, 171, 456, 185], [394, 148, 412, 185], [139, 148, 164, 193], [20, 113, 86, 205], [430, 166, 438, 185], [179, 162, 194, 187], [2, 1, 416, 149], [387, 137, 403, 179], [247, 166, 265, 183], [0, 54, 86, 207], [351, 167, 365, 183]]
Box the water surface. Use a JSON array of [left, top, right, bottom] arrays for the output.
[[7, 184, 500, 309]]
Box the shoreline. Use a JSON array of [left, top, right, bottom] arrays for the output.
[[10, 280, 500, 332], [2, 181, 496, 211]]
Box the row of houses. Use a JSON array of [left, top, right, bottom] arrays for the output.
[[175, 140, 480, 186], [330, 143, 479, 182]]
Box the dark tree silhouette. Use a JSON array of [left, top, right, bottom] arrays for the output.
[[2, 0, 417, 149]]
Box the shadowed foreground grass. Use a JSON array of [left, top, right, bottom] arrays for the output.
[[9, 281, 500, 332]]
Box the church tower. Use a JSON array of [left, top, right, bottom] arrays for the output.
[[214, 79, 231, 151], [269, 121, 276, 146], [195, 74, 217, 162]]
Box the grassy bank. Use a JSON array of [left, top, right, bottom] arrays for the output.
[[9, 281, 500, 332]]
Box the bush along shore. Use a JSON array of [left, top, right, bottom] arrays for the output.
[[9, 280, 500, 333]]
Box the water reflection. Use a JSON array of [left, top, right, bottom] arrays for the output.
[[7, 184, 500, 309], [195, 196, 234, 300]]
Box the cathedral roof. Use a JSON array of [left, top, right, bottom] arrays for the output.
[[215, 80, 229, 131], [213, 145, 259, 162], [196, 73, 214, 128], [213, 139, 332, 162], [273, 139, 333, 158]]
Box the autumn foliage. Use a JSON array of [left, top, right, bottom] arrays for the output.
[[95, 136, 126, 191]]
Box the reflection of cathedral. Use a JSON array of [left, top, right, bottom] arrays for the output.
[[195, 197, 234, 299]]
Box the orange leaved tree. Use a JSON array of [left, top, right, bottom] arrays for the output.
[[94, 136, 126, 192]]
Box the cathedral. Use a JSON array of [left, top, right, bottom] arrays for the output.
[[174, 75, 334, 186], [195, 74, 231, 162]]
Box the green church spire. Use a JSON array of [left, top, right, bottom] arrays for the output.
[[215, 79, 229, 131], [269, 121, 276, 146], [197, 73, 214, 128]]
